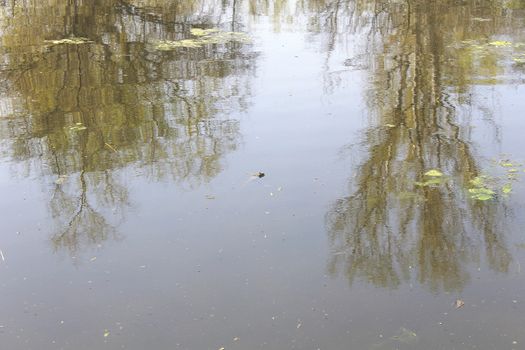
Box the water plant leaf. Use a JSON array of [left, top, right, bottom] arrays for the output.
[[474, 193, 493, 200], [69, 123, 87, 131], [502, 183, 512, 194], [154, 31, 250, 51], [45, 37, 92, 45], [190, 28, 218, 36], [468, 188, 495, 195], [468, 187, 495, 200], [424, 169, 443, 177], [155, 39, 202, 50], [472, 17, 491, 22], [469, 176, 485, 187], [489, 40, 513, 47]]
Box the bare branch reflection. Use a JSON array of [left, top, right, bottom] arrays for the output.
[[325, 0, 520, 292], [0, 0, 257, 255]]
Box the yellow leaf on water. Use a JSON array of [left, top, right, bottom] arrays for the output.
[[489, 40, 512, 47], [45, 37, 92, 45], [424, 169, 443, 177], [190, 28, 218, 36]]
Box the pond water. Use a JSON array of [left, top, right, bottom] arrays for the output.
[[1, 0, 525, 349]]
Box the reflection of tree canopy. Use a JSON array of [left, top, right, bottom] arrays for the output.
[[0, 0, 256, 254], [325, 0, 522, 292]]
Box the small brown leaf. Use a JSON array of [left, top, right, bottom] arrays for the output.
[[455, 299, 465, 309]]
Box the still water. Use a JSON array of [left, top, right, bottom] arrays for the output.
[[1, 0, 525, 349]]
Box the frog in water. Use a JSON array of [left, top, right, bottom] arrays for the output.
[[241, 172, 265, 187]]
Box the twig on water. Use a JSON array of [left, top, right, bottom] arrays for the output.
[[104, 143, 118, 153]]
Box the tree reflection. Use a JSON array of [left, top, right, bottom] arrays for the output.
[[0, 0, 256, 255], [325, 0, 521, 292]]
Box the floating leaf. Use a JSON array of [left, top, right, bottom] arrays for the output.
[[469, 176, 485, 188], [103, 329, 110, 337], [200, 31, 251, 45], [69, 123, 87, 131], [190, 28, 218, 36], [472, 17, 491, 22], [468, 188, 495, 195], [455, 299, 465, 309], [424, 169, 443, 177], [154, 30, 250, 51], [469, 187, 495, 201], [489, 40, 513, 47], [502, 183, 512, 194], [475, 193, 493, 200], [155, 39, 202, 50], [45, 37, 92, 45]]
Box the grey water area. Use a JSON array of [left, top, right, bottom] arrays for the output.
[[0, 1, 525, 349]]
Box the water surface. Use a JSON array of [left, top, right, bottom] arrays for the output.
[[1, 1, 525, 349]]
